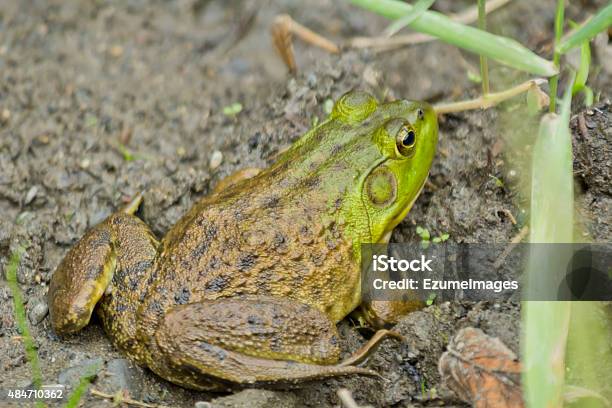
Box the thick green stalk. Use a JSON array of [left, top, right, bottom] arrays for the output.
[[523, 73, 575, 408]]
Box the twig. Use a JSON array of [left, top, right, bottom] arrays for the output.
[[90, 388, 172, 408], [347, 0, 512, 51], [577, 112, 588, 138], [286, 16, 340, 53], [337, 388, 374, 408], [271, 15, 297, 73], [272, 14, 339, 54], [434, 79, 546, 114], [493, 226, 529, 269], [271, 14, 340, 73]]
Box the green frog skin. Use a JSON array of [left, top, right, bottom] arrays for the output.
[[48, 91, 438, 391]]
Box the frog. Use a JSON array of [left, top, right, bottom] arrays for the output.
[[48, 90, 438, 391]]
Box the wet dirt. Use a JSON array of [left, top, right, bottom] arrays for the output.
[[0, 0, 610, 407]]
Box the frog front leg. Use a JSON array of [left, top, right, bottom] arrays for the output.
[[149, 296, 400, 390], [357, 300, 424, 328], [48, 194, 158, 337]]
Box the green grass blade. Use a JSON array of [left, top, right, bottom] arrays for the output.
[[383, 0, 436, 37], [557, 4, 612, 54], [6, 245, 45, 408], [523, 74, 575, 408], [347, 0, 557, 76], [63, 361, 101, 408], [572, 39, 591, 95]]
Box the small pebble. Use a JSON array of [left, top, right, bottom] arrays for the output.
[[363, 65, 381, 87], [209, 150, 223, 170], [28, 299, 49, 325], [109, 45, 124, 58], [24, 186, 38, 205], [306, 73, 317, 89], [323, 99, 334, 115], [195, 402, 212, 408], [1, 108, 10, 123]]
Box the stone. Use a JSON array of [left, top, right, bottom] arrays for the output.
[[58, 357, 104, 389], [209, 151, 223, 170], [97, 358, 144, 399], [210, 389, 300, 408], [28, 298, 48, 325]]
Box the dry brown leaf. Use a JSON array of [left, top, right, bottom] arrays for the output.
[[439, 327, 523, 408]]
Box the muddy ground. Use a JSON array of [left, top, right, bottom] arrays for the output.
[[0, 0, 610, 407]]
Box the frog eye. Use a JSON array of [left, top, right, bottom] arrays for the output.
[[396, 125, 417, 156]]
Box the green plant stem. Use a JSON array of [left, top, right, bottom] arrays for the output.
[[478, 0, 490, 95], [549, 0, 565, 113]]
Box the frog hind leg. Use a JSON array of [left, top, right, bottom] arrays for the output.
[[150, 296, 383, 390], [48, 194, 158, 336]]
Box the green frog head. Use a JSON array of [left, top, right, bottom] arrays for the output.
[[275, 90, 438, 245]]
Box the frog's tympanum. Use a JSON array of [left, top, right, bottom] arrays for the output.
[[48, 91, 438, 391]]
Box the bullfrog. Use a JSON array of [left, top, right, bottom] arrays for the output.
[[48, 91, 438, 391]]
